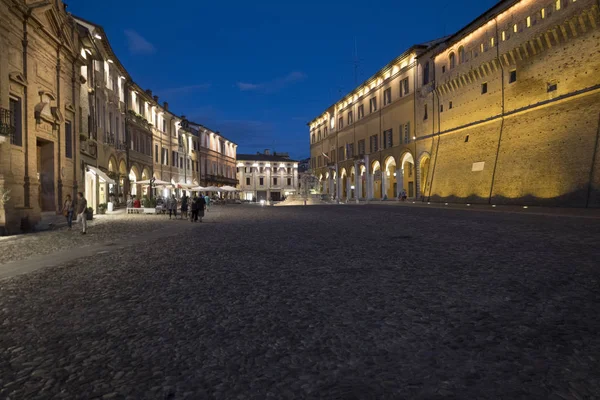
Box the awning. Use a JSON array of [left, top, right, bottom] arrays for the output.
[[87, 166, 116, 184]]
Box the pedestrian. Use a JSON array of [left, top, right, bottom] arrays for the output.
[[75, 192, 87, 235], [401, 189, 407, 201], [197, 194, 206, 222], [62, 194, 74, 230], [181, 194, 188, 220], [168, 194, 177, 219], [204, 194, 211, 212], [190, 195, 199, 222]]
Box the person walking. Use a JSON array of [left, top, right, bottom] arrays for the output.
[[204, 194, 211, 212], [75, 192, 87, 235], [168, 194, 177, 219], [190, 196, 199, 222], [197, 195, 206, 222], [62, 194, 74, 230], [181, 194, 188, 220]]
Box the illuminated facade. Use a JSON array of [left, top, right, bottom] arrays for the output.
[[236, 151, 299, 202], [310, 0, 600, 207], [0, 1, 83, 233], [0, 2, 237, 233]]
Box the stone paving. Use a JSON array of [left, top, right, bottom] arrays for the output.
[[0, 204, 599, 399]]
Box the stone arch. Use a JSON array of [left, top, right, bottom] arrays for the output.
[[141, 167, 151, 181], [384, 156, 397, 199], [129, 164, 140, 196], [418, 151, 432, 199], [108, 156, 118, 173], [340, 168, 348, 199], [371, 160, 382, 199], [118, 159, 127, 175], [399, 152, 416, 198]]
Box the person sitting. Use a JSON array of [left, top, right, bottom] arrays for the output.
[[133, 195, 141, 208]]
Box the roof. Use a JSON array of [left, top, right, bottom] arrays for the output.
[[237, 154, 299, 163]]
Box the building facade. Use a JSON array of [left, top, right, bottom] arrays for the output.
[[236, 151, 299, 202], [0, 1, 237, 233], [0, 1, 82, 233], [309, 0, 600, 207]]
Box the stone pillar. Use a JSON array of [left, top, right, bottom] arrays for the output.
[[396, 168, 402, 199], [354, 161, 360, 204], [364, 155, 371, 201], [381, 170, 387, 200], [335, 164, 340, 204]]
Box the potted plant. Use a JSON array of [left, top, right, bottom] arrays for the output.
[[86, 207, 94, 220], [98, 203, 107, 215]]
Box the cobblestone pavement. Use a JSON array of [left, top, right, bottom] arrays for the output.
[[0, 212, 197, 265], [1, 205, 599, 399]]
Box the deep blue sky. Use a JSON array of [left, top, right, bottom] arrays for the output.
[[68, 0, 499, 160]]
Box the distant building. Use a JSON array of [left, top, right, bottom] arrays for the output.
[[236, 150, 299, 202]]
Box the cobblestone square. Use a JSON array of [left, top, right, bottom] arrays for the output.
[[0, 205, 599, 399]]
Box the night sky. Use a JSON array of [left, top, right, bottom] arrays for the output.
[[67, 0, 499, 160]]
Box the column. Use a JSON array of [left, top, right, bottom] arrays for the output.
[[335, 164, 340, 204], [381, 170, 387, 200], [396, 168, 402, 199], [354, 161, 360, 204], [364, 155, 371, 200]]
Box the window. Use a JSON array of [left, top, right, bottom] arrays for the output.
[[513, 23, 518, 33], [259, 167, 263, 173], [481, 82, 488, 94], [64, 120, 72, 158], [490, 37, 495, 47], [348, 110, 353, 125], [547, 82, 558, 92], [273, 177, 278, 185], [287, 178, 292, 186], [196, 161, 199, 172], [369, 97, 377, 113], [405, 123, 411, 144], [358, 139, 366, 155], [442, 65, 446, 73], [338, 116, 343, 130], [423, 62, 430, 85], [347, 143, 354, 158], [480, 43, 485, 53], [180, 157, 183, 169], [384, 129, 393, 149], [369, 134, 379, 153], [338, 147, 344, 161], [527, 16, 532, 28], [246, 177, 250, 185], [259, 177, 264, 186], [458, 47, 465, 64], [401, 78, 409, 96], [424, 104, 428, 120], [155, 144, 158, 162], [287, 167, 291, 174], [541, 8, 546, 19], [449, 52, 456, 69], [509, 70, 517, 83], [324, 126, 328, 135], [358, 105, 364, 119], [9, 97, 22, 146], [502, 31, 507, 41], [440, 104, 444, 113], [384, 88, 392, 105], [449, 101, 453, 109], [556, 0, 561, 11], [311, 133, 315, 143], [162, 119, 166, 132]]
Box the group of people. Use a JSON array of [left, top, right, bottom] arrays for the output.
[[61, 192, 88, 234], [165, 194, 211, 223]]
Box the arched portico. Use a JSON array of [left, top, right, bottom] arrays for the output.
[[399, 152, 415, 198], [371, 161, 382, 199], [384, 156, 397, 199], [360, 165, 367, 199], [129, 165, 141, 197], [340, 168, 348, 200], [418, 153, 431, 199]]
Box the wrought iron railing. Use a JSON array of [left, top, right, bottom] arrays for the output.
[[0, 108, 14, 138]]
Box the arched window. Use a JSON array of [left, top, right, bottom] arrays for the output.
[[423, 61, 430, 85], [449, 52, 456, 69], [458, 46, 465, 64], [318, 130, 321, 141], [312, 133, 315, 143]]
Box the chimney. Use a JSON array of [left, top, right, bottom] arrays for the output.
[[153, 95, 159, 103], [264, 149, 270, 155], [145, 89, 152, 97], [163, 101, 169, 111]]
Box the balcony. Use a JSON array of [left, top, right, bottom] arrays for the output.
[[206, 174, 238, 186], [0, 108, 14, 143], [104, 133, 116, 146]]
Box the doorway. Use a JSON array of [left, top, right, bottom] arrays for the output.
[[36, 139, 55, 212]]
